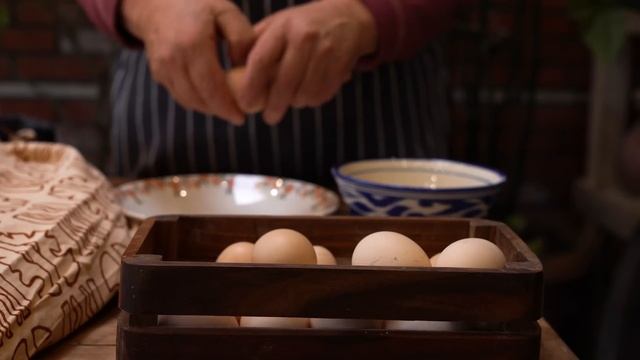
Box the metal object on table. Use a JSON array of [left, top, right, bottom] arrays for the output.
[[0, 115, 56, 142]]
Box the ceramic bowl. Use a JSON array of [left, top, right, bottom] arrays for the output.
[[332, 159, 506, 218], [116, 174, 340, 220]]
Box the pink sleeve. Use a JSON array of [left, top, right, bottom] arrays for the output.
[[76, 0, 140, 46], [360, 0, 471, 68]]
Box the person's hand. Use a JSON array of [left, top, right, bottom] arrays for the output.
[[237, 0, 377, 124], [122, 0, 255, 125]]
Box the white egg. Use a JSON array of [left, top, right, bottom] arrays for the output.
[[158, 315, 238, 328], [310, 318, 383, 329], [385, 320, 462, 331], [313, 246, 337, 265], [352, 231, 431, 267], [435, 238, 506, 269], [253, 229, 317, 265], [240, 316, 309, 329], [430, 252, 441, 266], [217, 242, 254, 263]]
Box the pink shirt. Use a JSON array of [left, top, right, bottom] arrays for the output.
[[77, 0, 467, 66]]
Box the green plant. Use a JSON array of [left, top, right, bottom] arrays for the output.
[[569, 0, 632, 62], [0, 4, 9, 29]]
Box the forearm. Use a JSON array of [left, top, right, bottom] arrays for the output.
[[76, 0, 140, 46], [361, 0, 473, 67]]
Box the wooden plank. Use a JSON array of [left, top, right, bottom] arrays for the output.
[[66, 314, 118, 346], [37, 344, 116, 360], [121, 257, 541, 321], [118, 318, 540, 360], [35, 307, 576, 360]]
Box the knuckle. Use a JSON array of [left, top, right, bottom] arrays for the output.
[[249, 56, 270, 72], [317, 41, 335, 56], [292, 23, 319, 43], [227, 33, 252, 47], [175, 29, 202, 49], [150, 47, 175, 68]]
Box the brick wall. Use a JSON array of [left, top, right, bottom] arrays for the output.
[[0, 0, 637, 210], [0, 0, 116, 165], [448, 1, 639, 211]]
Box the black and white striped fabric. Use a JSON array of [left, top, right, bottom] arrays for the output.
[[109, 0, 449, 187]]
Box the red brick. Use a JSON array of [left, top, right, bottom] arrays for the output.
[[538, 65, 590, 88], [0, 57, 11, 78], [542, 0, 570, 10], [0, 29, 56, 52], [0, 100, 56, 121], [540, 14, 579, 35], [59, 100, 99, 124], [489, 11, 515, 33], [538, 40, 591, 66], [16, 1, 56, 25], [57, 1, 91, 26], [16, 57, 107, 80]]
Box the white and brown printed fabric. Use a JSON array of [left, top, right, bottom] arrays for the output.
[[0, 142, 133, 360]]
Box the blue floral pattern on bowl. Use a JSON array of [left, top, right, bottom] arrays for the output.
[[333, 159, 506, 218]]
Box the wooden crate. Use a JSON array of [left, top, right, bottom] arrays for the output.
[[117, 216, 543, 359]]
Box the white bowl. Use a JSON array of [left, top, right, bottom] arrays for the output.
[[116, 174, 340, 220], [332, 159, 506, 218]]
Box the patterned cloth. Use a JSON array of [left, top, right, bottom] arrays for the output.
[[0, 142, 133, 360]]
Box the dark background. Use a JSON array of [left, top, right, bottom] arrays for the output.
[[1, 0, 639, 358]]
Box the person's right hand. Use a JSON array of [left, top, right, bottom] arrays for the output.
[[122, 0, 254, 125]]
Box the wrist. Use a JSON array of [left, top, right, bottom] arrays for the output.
[[120, 0, 145, 40], [333, 0, 378, 57], [116, 0, 144, 46]]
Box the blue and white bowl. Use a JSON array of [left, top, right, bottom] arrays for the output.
[[332, 159, 506, 218]]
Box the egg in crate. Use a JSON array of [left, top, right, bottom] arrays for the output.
[[430, 252, 441, 266], [311, 246, 385, 329], [252, 228, 317, 265], [158, 315, 238, 328], [385, 320, 464, 332], [352, 231, 431, 267], [216, 242, 254, 263], [242, 229, 317, 329], [313, 245, 337, 265], [310, 318, 383, 330], [240, 317, 309, 329], [435, 238, 506, 269]]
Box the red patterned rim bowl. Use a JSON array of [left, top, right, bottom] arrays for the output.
[[115, 174, 340, 220]]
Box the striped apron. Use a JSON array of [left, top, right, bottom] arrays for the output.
[[109, 0, 450, 187]]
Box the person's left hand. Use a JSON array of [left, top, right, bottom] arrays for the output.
[[236, 0, 377, 125]]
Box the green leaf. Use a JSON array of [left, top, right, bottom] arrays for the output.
[[584, 9, 626, 62], [0, 5, 9, 29]]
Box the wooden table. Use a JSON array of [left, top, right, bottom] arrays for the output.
[[36, 299, 577, 360]]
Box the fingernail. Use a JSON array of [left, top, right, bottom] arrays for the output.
[[263, 111, 281, 126], [231, 113, 245, 126], [238, 98, 255, 114], [263, 111, 275, 124]]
